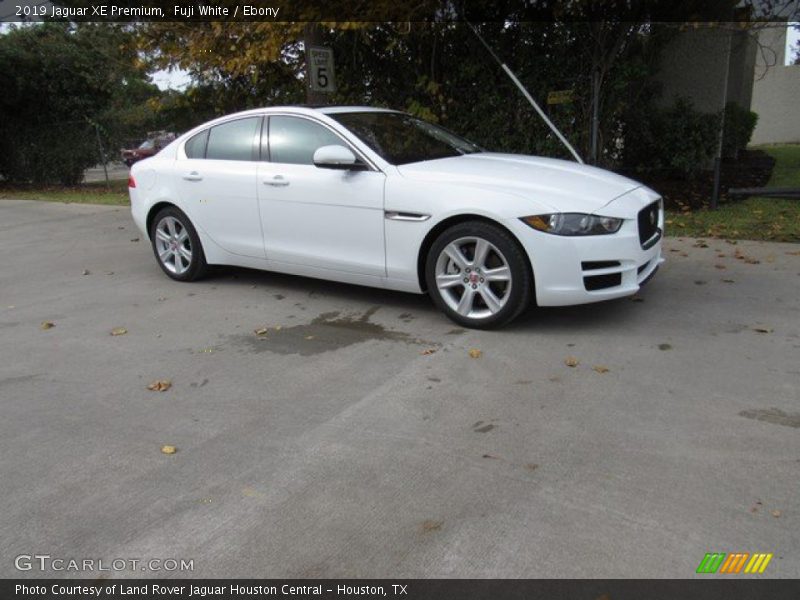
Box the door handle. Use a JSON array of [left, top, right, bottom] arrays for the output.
[[183, 171, 202, 181], [264, 175, 290, 187]]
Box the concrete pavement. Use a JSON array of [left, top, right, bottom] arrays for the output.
[[0, 199, 798, 578]]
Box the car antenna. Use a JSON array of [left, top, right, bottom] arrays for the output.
[[465, 21, 585, 165]]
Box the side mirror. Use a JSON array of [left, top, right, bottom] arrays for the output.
[[313, 145, 365, 170]]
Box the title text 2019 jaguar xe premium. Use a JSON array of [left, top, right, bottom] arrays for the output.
[[129, 106, 663, 328]]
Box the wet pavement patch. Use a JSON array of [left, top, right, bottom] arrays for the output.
[[739, 408, 800, 428], [227, 307, 429, 356]]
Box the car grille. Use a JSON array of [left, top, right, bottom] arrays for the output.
[[637, 201, 661, 249]]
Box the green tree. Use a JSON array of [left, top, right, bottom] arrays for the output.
[[0, 23, 152, 184]]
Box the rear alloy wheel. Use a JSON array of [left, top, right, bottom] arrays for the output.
[[425, 221, 532, 329], [150, 206, 207, 281]]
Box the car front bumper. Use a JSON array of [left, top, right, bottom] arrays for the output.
[[507, 190, 665, 307]]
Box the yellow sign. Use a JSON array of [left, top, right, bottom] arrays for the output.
[[547, 90, 574, 105]]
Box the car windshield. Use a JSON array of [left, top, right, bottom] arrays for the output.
[[329, 111, 483, 166], [138, 140, 155, 150]]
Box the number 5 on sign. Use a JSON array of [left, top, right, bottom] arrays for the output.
[[308, 46, 336, 93]]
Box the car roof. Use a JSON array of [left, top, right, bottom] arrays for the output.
[[252, 105, 400, 115], [316, 106, 399, 114]]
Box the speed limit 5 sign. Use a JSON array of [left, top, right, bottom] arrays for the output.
[[308, 46, 336, 93]]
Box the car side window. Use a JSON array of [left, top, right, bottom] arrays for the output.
[[205, 117, 261, 161], [184, 130, 208, 159], [267, 116, 343, 165]]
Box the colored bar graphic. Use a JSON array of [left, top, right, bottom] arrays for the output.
[[720, 553, 749, 573], [698, 552, 773, 574], [697, 553, 726, 574], [744, 553, 774, 574]]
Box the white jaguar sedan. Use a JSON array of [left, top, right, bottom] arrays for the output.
[[129, 106, 663, 328]]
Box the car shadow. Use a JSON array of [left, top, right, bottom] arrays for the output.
[[210, 266, 436, 314], [207, 266, 657, 333]]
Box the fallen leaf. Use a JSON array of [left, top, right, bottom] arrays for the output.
[[421, 519, 443, 532], [771, 510, 782, 518], [693, 240, 709, 248], [105, 271, 114, 276], [482, 453, 500, 459], [82, 269, 90, 276], [631, 295, 644, 302], [714, 264, 726, 270], [160, 445, 177, 455], [679, 252, 689, 257], [421, 348, 437, 355], [468, 348, 482, 359], [40, 321, 55, 330], [254, 327, 268, 336], [274, 325, 282, 331], [147, 379, 172, 392], [157, 296, 167, 301], [110, 327, 127, 336], [658, 343, 672, 351], [525, 463, 539, 471], [564, 356, 579, 367], [752, 327, 773, 334], [305, 335, 315, 340], [722, 279, 735, 283], [130, 238, 140, 242], [241, 486, 264, 498], [592, 365, 610, 373], [786, 251, 800, 256]]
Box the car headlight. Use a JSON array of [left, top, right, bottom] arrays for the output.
[[520, 213, 623, 236]]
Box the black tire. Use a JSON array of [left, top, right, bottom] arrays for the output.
[[149, 206, 208, 282], [425, 220, 532, 329]]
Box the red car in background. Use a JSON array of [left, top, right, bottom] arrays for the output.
[[121, 131, 176, 167]]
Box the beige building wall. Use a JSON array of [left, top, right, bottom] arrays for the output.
[[654, 27, 732, 113], [654, 26, 757, 112], [751, 25, 800, 145]]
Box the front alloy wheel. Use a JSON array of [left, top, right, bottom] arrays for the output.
[[425, 221, 532, 329]]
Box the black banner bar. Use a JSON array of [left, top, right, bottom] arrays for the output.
[[3, 0, 795, 23], [3, 579, 800, 600]]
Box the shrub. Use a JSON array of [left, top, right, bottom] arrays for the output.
[[623, 98, 720, 178], [722, 102, 758, 160], [0, 123, 99, 186]]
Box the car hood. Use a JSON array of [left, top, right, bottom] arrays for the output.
[[396, 153, 647, 213]]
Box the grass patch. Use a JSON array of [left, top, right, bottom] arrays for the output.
[[667, 144, 800, 243], [0, 179, 129, 206]]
